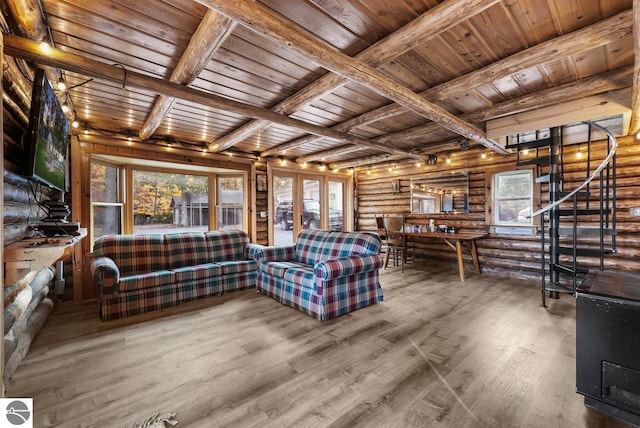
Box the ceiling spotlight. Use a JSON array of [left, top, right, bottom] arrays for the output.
[[72, 119, 79, 129], [416, 161, 421, 168], [481, 152, 487, 159], [61, 101, 69, 113]]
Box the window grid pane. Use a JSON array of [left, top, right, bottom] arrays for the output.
[[494, 170, 533, 225]]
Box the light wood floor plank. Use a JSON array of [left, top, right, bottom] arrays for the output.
[[5, 262, 636, 427]]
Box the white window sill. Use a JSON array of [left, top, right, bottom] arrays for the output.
[[490, 226, 537, 236]]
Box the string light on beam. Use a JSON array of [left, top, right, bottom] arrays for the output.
[[39, 42, 52, 54]]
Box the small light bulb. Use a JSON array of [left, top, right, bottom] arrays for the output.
[[481, 152, 487, 159], [62, 101, 69, 113], [39, 42, 51, 54]]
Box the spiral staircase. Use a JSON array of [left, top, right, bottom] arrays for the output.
[[505, 121, 618, 307]]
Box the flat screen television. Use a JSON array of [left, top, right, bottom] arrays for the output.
[[26, 68, 70, 192]]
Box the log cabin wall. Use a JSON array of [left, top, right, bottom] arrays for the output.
[[356, 135, 640, 280], [3, 87, 60, 383], [2, 105, 56, 245]]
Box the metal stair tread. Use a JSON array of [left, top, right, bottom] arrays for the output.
[[551, 263, 590, 275], [516, 158, 550, 167], [505, 137, 552, 150], [557, 208, 611, 216], [557, 246, 614, 257], [557, 227, 616, 235], [544, 283, 575, 294]]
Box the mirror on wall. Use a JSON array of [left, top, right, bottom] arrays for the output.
[[410, 171, 469, 214]]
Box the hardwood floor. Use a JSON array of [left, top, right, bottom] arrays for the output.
[[6, 262, 635, 428]]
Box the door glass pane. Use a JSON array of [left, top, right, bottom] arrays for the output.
[[132, 169, 209, 234], [274, 176, 294, 245], [218, 176, 245, 231], [328, 181, 344, 231], [303, 179, 321, 230]]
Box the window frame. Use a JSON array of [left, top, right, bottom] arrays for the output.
[[485, 165, 540, 231]]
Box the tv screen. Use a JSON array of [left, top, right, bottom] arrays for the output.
[[26, 68, 70, 192]]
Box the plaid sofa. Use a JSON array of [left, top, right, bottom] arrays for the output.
[[91, 230, 261, 320], [252, 230, 384, 321]]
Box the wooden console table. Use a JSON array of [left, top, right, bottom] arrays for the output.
[[403, 230, 487, 281], [4, 229, 87, 296]]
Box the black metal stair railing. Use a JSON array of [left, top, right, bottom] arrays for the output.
[[510, 121, 617, 307]]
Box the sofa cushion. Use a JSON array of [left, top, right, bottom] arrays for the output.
[[262, 261, 308, 278], [172, 263, 222, 283], [205, 230, 250, 261], [217, 260, 256, 275], [118, 270, 175, 292], [93, 234, 165, 277], [164, 232, 210, 269], [314, 232, 381, 263], [283, 266, 316, 290], [293, 229, 332, 265]]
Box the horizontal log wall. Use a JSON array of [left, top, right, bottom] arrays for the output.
[[356, 135, 640, 280]]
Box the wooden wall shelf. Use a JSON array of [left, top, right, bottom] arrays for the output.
[[4, 229, 87, 285]]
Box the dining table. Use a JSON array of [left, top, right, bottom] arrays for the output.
[[401, 230, 488, 281]]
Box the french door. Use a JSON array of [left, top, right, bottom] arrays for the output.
[[271, 172, 348, 245]]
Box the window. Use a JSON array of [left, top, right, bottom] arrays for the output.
[[218, 175, 245, 230], [89, 156, 248, 246], [132, 169, 209, 234], [492, 170, 534, 226], [90, 162, 123, 247]]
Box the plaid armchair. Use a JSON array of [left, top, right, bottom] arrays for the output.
[[253, 230, 384, 320]]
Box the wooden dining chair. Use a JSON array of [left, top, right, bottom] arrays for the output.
[[383, 215, 408, 272], [375, 216, 389, 257]]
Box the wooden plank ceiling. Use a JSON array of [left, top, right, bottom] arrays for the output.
[[2, 0, 636, 169]]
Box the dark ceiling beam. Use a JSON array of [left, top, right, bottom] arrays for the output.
[[139, 10, 235, 140], [2, 34, 426, 160], [197, 0, 507, 154]]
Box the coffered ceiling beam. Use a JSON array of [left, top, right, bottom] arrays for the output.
[[321, 66, 633, 168], [270, 11, 632, 159], [139, 10, 235, 140], [207, 0, 499, 153], [2, 34, 425, 160], [197, 0, 507, 154]]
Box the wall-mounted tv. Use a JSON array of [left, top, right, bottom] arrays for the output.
[[26, 68, 70, 192]]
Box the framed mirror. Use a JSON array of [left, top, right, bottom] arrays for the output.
[[411, 171, 469, 214]]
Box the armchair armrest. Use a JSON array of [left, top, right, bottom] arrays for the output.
[[245, 243, 266, 260], [252, 245, 296, 264], [315, 254, 384, 281], [91, 256, 120, 296]]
